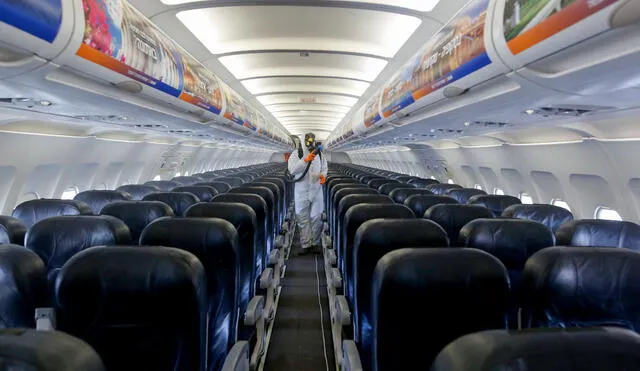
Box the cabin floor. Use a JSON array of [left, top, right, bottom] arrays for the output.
[[263, 229, 335, 371]]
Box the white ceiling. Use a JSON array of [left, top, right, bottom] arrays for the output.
[[131, 0, 468, 141]]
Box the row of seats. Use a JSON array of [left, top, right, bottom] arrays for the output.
[[0, 162, 296, 371], [322, 162, 640, 371]]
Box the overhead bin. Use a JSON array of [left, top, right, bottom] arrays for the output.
[[0, 0, 291, 148], [493, 0, 640, 95]]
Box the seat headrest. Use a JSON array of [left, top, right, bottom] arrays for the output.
[[0, 245, 47, 327], [116, 184, 159, 200], [378, 183, 412, 195], [424, 204, 494, 246], [214, 177, 244, 188], [446, 188, 487, 203], [211, 194, 267, 222], [522, 246, 640, 330], [426, 184, 463, 195], [432, 327, 640, 371], [388, 188, 433, 204], [555, 220, 640, 250], [230, 186, 274, 206], [338, 195, 394, 214], [0, 216, 27, 245], [73, 190, 132, 214], [368, 179, 398, 189], [404, 195, 459, 218], [459, 219, 554, 270], [142, 192, 200, 217], [171, 176, 205, 185], [334, 187, 379, 202], [171, 186, 218, 202], [407, 178, 440, 188], [468, 195, 522, 217], [143, 180, 182, 191], [185, 202, 257, 230], [355, 219, 448, 249], [25, 216, 132, 275], [193, 181, 232, 194], [100, 201, 174, 243], [501, 204, 573, 233], [345, 204, 415, 236], [371, 248, 509, 370], [12, 199, 93, 228], [0, 328, 106, 371]]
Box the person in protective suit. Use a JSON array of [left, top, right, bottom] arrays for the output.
[[288, 133, 328, 255]]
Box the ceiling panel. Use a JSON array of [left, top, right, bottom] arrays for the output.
[[176, 6, 421, 57], [219, 52, 387, 81], [274, 111, 346, 119], [163, 0, 442, 12], [266, 104, 352, 113], [243, 77, 370, 96], [257, 94, 358, 107]]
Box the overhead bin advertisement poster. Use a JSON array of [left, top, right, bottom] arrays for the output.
[[180, 59, 223, 115], [363, 92, 382, 128], [222, 85, 257, 131], [504, 0, 620, 55], [380, 0, 491, 118], [1, 0, 62, 43]]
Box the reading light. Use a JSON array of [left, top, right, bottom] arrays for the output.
[[525, 109, 535, 115], [464, 121, 470, 126]]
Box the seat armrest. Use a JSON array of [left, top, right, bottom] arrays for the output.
[[326, 248, 337, 265], [268, 249, 280, 266], [244, 296, 264, 326], [335, 295, 351, 326], [330, 267, 342, 289], [342, 340, 363, 371], [221, 341, 250, 371], [275, 235, 285, 250], [260, 268, 274, 290], [35, 308, 56, 330]]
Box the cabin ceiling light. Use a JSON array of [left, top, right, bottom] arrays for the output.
[[525, 109, 535, 115]]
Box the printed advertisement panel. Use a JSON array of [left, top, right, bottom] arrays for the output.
[[78, 0, 184, 96], [504, 0, 620, 55], [381, 0, 491, 118], [222, 84, 256, 131], [0, 0, 63, 42], [363, 93, 382, 128], [179, 57, 222, 114]]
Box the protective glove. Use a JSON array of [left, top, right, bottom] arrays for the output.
[[319, 175, 327, 185], [304, 153, 316, 163]]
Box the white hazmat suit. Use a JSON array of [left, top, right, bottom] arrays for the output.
[[288, 134, 328, 253]]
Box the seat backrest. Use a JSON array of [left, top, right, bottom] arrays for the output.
[[521, 246, 640, 330], [172, 186, 218, 202], [426, 183, 463, 195], [215, 177, 244, 188], [0, 328, 106, 371], [378, 183, 412, 196], [184, 202, 257, 333], [425, 204, 494, 246], [230, 186, 276, 240], [139, 217, 239, 371], [468, 195, 522, 217], [0, 216, 27, 245], [352, 220, 448, 345], [116, 184, 159, 200], [370, 248, 509, 371], [193, 181, 232, 194], [143, 180, 182, 191], [0, 245, 46, 328], [336, 195, 394, 256], [502, 204, 573, 233], [432, 327, 640, 371], [342, 204, 414, 283], [171, 176, 205, 185], [403, 195, 458, 218], [12, 199, 93, 228], [331, 188, 378, 239], [407, 178, 439, 188], [446, 188, 487, 203], [100, 201, 174, 243], [368, 179, 398, 190], [73, 190, 132, 214], [142, 192, 200, 217], [25, 216, 131, 295], [55, 246, 206, 371], [555, 219, 640, 250], [388, 188, 432, 204]]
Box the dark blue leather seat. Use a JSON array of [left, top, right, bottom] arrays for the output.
[[368, 179, 398, 190], [215, 177, 244, 188], [116, 184, 159, 200], [468, 195, 522, 217], [388, 188, 432, 204], [502, 204, 573, 233], [521, 246, 640, 330], [142, 192, 200, 217], [100, 201, 174, 243], [446, 188, 486, 203], [172, 186, 218, 202], [432, 327, 640, 371], [172, 176, 205, 185], [25, 216, 131, 298], [230, 187, 276, 246], [55, 246, 206, 371], [328, 180, 364, 215], [407, 178, 439, 188], [143, 180, 182, 191], [426, 183, 463, 195], [378, 183, 412, 196], [140, 217, 239, 371], [404, 194, 458, 218], [365, 248, 509, 371], [251, 182, 283, 232], [73, 190, 132, 214], [12, 199, 93, 228], [0, 216, 27, 245], [555, 219, 640, 250], [331, 188, 379, 242], [194, 181, 232, 194], [459, 219, 554, 328], [351, 220, 448, 349], [0, 328, 106, 371], [424, 204, 494, 246], [0, 245, 46, 328]]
